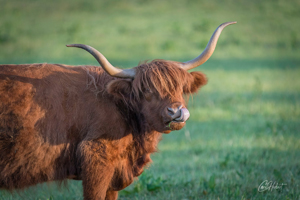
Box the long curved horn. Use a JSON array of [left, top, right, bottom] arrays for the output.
[[180, 21, 237, 70], [66, 44, 136, 78]]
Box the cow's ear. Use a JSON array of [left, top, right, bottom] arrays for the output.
[[184, 71, 207, 94], [107, 79, 132, 99]]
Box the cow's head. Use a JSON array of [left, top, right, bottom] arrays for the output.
[[67, 22, 236, 134]]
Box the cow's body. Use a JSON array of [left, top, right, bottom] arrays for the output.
[[0, 64, 161, 199]]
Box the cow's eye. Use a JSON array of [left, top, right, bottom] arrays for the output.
[[144, 88, 152, 101]]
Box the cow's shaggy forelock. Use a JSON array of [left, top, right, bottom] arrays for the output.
[[133, 60, 194, 100], [83, 60, 195, 100]]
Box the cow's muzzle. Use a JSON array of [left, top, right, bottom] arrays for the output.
[[163, 106, 190, 132], [167, 106, 190, 123]]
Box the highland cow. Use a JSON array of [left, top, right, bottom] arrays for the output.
[[0, 22, 236, 199]]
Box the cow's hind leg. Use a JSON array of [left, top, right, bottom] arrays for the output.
[[79, 141, 115, 200]]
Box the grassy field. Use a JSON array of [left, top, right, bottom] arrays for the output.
[[0, 0, 299, 199]]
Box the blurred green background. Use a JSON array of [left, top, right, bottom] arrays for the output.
[[0, 0, 299, 199]]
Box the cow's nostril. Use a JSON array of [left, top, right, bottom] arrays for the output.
[[167, 107, 175, 115]]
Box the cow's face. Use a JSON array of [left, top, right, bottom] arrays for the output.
[[139, 87, 188, 133], [107, 63, 207, 133]]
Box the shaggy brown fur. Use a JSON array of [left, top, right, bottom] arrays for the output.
[[0, 60, 206, 200]]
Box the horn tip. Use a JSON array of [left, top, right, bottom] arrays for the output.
[[218, 21, 237, 30], [221, 21, 237, 26], [66, 44, 90, 49]]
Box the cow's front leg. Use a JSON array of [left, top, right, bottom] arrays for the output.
[[79, 141, 115, 200], [105, 190, 118, 200]]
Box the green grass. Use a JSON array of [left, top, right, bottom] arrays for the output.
[[0, 0, 300, 199]]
